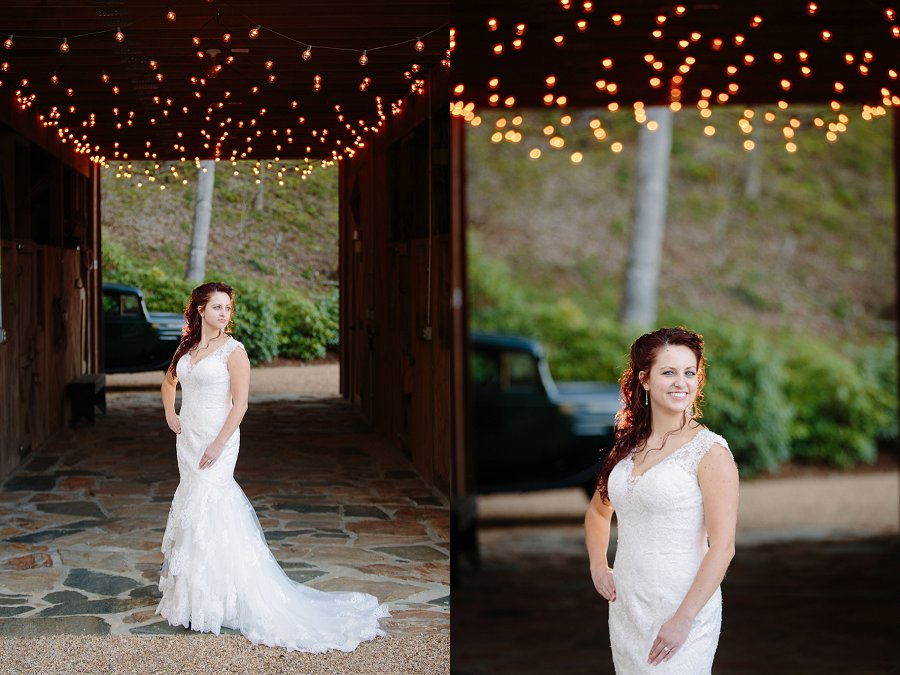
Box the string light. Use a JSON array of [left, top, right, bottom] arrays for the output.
[[166, 9, 176, 22], [302, 46, 312, 61], [115, 27, 125, 43], [59, 38, 69, 53], [416, 38, 425, 52], [359, 50, 368, 66], [249, 25, 261, 39], [3, 35, 12, 50]]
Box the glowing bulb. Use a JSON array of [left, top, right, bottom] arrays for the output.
[[50, 73, 59, 85], [115, 27, 124, 42], [415, 38, 425, 51], [222, 32, 231, 43], [302, 46, 312, 61], [249, 25, 260, 39], [807, 2, 818, 15], [359, 51, 368, 66], [265, 60, 274, 70], [166, 9, 176, 21], [3, 36, 12, 50], [192, 35, 201, 46], [60, 38, 69, 53]]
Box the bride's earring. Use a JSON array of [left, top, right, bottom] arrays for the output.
[[644, 389, 648, 406]]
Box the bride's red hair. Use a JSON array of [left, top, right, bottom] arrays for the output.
[[167, 282, 235, 377], [595, 326, 706, 503]]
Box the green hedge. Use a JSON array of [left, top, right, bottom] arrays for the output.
[[469, 240, 897, 474], [699, 325, 792, 474], [784, 338, 895, 467], [103, 242, 337, 365], [273, 289, 339, 361]]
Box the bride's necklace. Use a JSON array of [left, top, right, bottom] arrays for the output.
[[193, 329, 223, 356]]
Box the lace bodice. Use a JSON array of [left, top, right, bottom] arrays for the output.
[[606, 428, 732, 674], [177, 337, 243, 414]]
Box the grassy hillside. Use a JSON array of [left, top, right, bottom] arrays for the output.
[[466, 105, 894, 343], [101, 161, 339, 295]]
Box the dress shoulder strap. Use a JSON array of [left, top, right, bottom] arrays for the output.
[[217, 336, 246, 363], [678, 428, 731, 477]]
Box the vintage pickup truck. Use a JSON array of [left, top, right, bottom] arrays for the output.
[[470, 331, 621, 495], [102, 283, 185, 373]]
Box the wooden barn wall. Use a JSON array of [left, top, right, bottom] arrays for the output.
[[0, 103, 101, 481], [339, 66, 452, 495]]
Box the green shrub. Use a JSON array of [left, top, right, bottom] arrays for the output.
[[698, 325, 793, 475], [273, 289, 339, 361], [783, 339, 882, 467], [858, 337, 898, 443], [318, 289, 341, 350], [229, 282, 279, 365]]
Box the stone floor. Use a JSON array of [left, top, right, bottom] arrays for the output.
[[0, 390, 449, 642]]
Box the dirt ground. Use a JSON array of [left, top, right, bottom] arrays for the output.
[[108, 361, 341, 398]]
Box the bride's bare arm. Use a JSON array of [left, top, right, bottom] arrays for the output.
[[161, 369, 181, 434], [649, 443, 739, 664], [199, 347, 251, 468], [585, 491, 617, 601]]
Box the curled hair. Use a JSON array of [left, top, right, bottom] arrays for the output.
[[595, 326, 706, 503], [167, 282, 235, 377]]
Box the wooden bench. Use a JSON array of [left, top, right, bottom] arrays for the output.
[[67, 373, 107, 426]]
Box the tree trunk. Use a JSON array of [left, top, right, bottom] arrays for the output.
[[185, 160, 215, 282], [621, 106, 674, 330], [744, 117, 763, 200], [254, 169, 265, 211]]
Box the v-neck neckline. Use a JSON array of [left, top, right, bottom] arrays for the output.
[[187, 336, 231, 368], [628, 427, 708, 480]]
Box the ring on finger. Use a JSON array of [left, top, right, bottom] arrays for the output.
[[663, 647, 671, 653]]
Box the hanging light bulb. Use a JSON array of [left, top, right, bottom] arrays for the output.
[[249, 25, 261, 39], [191, 34, 201, 46], [359, 50, 368, 65], [166, 9, 176, 22], [222, 32, 231, 42], [415, 37, 425, 52], [60, 38, 70, 53], [302, 46, 312, 61], [3, 36, 12, 50], [115, 27, 125, 42], [50, 73, 59, 85]]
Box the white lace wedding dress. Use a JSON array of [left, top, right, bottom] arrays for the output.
[[156, 337, 389, 652], [607, 428, 731, 674]]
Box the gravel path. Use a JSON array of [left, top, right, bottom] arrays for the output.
[[476, 465, 899, 542], [0, 632, 449, 674], [107, 362, 341, 398]]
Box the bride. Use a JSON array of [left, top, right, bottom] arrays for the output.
[[158, 282, 388, 652]]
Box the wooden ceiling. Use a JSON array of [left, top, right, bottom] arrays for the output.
[[452, 1, 898, 109], [0, 1, 448, 161]]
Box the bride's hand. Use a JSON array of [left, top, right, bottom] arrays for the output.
[[199, 441, 224, 470], [648, 613, 692, 665], [591, 566, 616, 602], [166, 412, 181, 435]]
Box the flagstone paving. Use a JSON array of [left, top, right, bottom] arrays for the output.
[[0, 391, 449, 641]]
